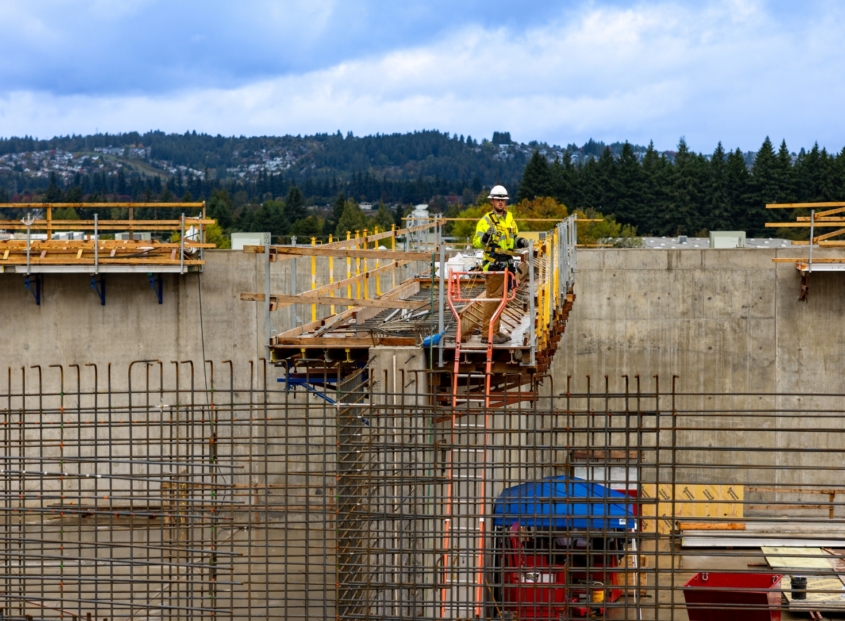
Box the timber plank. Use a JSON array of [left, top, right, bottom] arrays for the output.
[[260, 245, 435, 261], [240, 293, 426, 310], [272, 337, 414, 348], [767, 202, 845, 208]]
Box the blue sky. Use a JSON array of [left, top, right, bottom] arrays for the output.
[[0, 0, 843, 153]]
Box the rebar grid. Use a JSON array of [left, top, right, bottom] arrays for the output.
[[2, 364, 844, 620]]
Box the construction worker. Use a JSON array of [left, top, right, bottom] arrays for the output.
[[464, 185, 529, 344]]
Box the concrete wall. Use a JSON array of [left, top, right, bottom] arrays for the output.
[[555, 247, 845, 394], [5, 246, 844, 394], [1, 251, 264, 377], [553, 247, 845, 492], [1, 250, 420, 392]]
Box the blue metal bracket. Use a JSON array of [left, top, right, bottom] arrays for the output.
[[277, 371, 370, 424], [149, 274, 163, 304], [24, 275, 42, 306], [279, 376, 338, 404], [90, 276, 106, 306]]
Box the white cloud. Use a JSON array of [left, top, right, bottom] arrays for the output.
[[1, 0, 844, 152]]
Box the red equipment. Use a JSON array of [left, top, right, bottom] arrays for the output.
[[683, 572, 784, 621], [500, 529, 627, 619]]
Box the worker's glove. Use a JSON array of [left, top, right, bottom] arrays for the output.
[[481, 227, 494, 245], [515, 237, 529, 249]]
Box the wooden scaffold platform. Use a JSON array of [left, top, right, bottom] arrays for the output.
[[239, 215, 579, 405], [767, 201, 845, 300], [0, 202, 215, 304]]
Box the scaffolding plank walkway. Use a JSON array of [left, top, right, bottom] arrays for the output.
[[239, 215, 578, 409], [0, 202, 212, 274]]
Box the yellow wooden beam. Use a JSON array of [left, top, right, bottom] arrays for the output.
[[766, 202, 845, 209], [0, 202, 205, 208], [243, 260, 411, 309], [240, 293, 426, 310], [771, 258, 845, 263], [0, 219, 215, 231], [813, 227, 845, 242], [765, 222, 845, 228], [797, 207, 845, 219], [0, 258, 204, 265], [244, 245, 434, 261]]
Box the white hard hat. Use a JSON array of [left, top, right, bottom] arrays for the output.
[[488, 185, 509, 200]]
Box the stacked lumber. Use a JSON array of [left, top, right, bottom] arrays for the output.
[[0, 239, 213, 266]]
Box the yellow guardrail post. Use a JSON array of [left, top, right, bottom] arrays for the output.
[[546, 240, 552, 343], [311, 237, 317, 322], [391, 224, 397, 290], [346, 231, 353, 307], [362, 228, 369, 300], [552, 228, 560, 309], [328, 234, 335, 315], [355, 230, 361, 300], [374, 226, 381, 297]]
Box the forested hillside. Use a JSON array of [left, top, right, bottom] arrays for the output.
[[1, 129, 843, 240]]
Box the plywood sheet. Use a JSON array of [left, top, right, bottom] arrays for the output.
[[641, 484, 744, 534], [684, 536, 845, 548], [763, 547, 834, 571], [783, 575, 845, 611]]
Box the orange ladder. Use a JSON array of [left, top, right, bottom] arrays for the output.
[[441, 268, 516, 618]]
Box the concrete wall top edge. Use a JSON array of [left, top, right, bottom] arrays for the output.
[[577, 247, 825, 271]]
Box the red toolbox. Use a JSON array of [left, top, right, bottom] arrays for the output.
[[683, 572, 784, 621]]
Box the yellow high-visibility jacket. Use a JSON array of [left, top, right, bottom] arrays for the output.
[[472, 210, 519, 269]]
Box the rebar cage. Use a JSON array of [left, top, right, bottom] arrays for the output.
[[2, 363, 844, 620]]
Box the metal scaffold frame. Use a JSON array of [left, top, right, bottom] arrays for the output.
[[767, 201, 845, 301], [0, 202, 214, 276], [238, 214, 579, 403], [4, 363, 845, 620]]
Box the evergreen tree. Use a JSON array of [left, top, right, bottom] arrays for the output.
[[775, 140, 796, 203], [725, 148, 751, 231], [639, 142, 666, 235], [517, 151, 553, 202], [234, 206, 253, 232], [335, 200, 368, 237], [549, 153, 575, 208], [767, 140, 798, 229], [373, 201, 394, 231], [284, 185, 307, 223], [208, 189, 233, 229], [613, 143, 646, 225], [795, 146, 816, 202], [704, 142, 731, 231], [249, 200, 288, 241], [837, 148, 845, 198], [45, 172, 63, 202], [748, 137, 779, 235], [664, 138, 705, 235], [577, 158, 602, 214], [326, 192, 346, 234], [116, 168, 127, 196], [818, 147, 837, 201], [270, 201, 289, 238], [291, 216, 323, 238]]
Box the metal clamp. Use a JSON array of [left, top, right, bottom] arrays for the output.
[[90, 276, 106, 305]]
